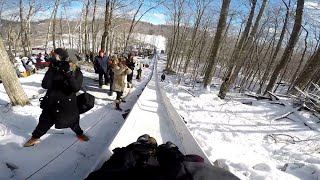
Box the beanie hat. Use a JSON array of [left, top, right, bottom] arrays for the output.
[[54, 48, 69, 61], [99, 50, 105, 54]]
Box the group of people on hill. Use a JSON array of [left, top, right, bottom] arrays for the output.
[[23, 48, 143, 147], [13, 52, 54, 78], [93, 50, 142, 111], [21, 47, 239, 179]]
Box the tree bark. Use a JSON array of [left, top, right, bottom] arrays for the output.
[[19, 0, 28, 56], [264, 0, 304, 94], [203, 0, 231, 88], [92, 0, 97, 54], [84, 0, 90, 55], [0, 35, 29, 106], [218, 0, 258, 98], [52, 0, 60, 50], [101, 0, 110, 51], [290, 46, 320, 94], [183, 0, 208, 74], [258, 0, 290, 94]]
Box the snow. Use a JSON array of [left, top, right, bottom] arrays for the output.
[[157, 56, 320, 180], [0, 60, 153, 179], [134, 33, 166, 51], [1, 33, 320, 180]]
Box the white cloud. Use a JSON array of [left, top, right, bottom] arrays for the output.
[[305, 1, 320, 9], [140, 12, 166, 25], [152, 13, 166, 25]]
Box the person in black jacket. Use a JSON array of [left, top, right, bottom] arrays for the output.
[[94, 50, 109, 88], [86, 135, 239, 180], [126, 52, 135, 87], [24, 48, 89, 147]]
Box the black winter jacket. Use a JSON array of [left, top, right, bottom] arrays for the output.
[[86, 142, 239, 180], [94, 55, 108, 73], [42, 61, 83, 129]]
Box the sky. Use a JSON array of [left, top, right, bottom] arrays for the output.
[[0, 0, 319, 25]]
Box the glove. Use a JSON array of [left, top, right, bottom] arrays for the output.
[[156, 142, 185, 165], [60, 61, 70, 74]]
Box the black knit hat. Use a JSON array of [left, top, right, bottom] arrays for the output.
[[54, 48, 69, 61]]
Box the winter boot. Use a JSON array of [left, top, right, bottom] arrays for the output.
[[24, 137, 40, 147], [115, 103, 122, 111], [77, 134, 89, 141]]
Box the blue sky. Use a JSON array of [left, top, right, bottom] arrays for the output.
[[1, 0, 319, 25]]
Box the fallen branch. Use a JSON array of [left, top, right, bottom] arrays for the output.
[[267, 91, 280, 101], [266, 133, 320, 144], [270, 102, 286, 106], [241, 101, 253, 105], [244, 93, 271, 100], [182, 88, 196, 97], [270, 106, 302, 122]]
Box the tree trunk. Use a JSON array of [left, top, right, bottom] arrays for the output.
[[218, 0, 258, 99], [203, 0, 231, 89], [183, 0, 208, 74], [84, 0, 90, 55], [258, 0, 290, 94], [106, 2, 113, 54], [52, 0, 60, 50], [91, 0, 97, 54], [288, 26, 308, 92], [101, 0, 110, 51], [44, 8, 55, 53], [264, 0, 304, 94], [59, 13, 64, 47], [19, 0, 28, 56], [290, 46, 320, 94], [0, 36, 29, 106]]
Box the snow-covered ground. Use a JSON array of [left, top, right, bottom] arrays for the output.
[[0, 60, 153, 179], [157, 55, 320, 180], [2, 31, 320, 180]]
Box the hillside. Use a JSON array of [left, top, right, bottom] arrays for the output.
[[0, 18, 171, 49]]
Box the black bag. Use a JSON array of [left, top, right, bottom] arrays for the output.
[[77, 92, 95, 114], [39, 95, 49, 110]]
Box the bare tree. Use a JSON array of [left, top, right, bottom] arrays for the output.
[[52, 0, 60, 50], [83, 0, 90, 56], [258, 0, 291, 94], [0, 35, 29, 106], [124, 0, 165, 49], [264, 0, 305, 94], [166, 0, 186, 72], [101, 0, 111, 52], [290, 46, 320, 94], [218, 0, 258, 99], [182, 0, 210, 74], [203, 0, 231, 89], [91, 0, 97, 54]]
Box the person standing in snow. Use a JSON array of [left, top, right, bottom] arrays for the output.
[[160, 73, 166, 82], [24, 48, 89, 147], [93, 50, 109, 88], [112, 57, 132, 111], [136, 59, 142, 80], [126, 52, 135, 88], [108, 55, 115, 96]]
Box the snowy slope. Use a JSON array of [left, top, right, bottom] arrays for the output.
[[0, 61, 152, 179], [109, 55, 210, 164], [157, 55, 320, 180]]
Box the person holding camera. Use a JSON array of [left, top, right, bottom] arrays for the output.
[[111, 57, 132, 111], [24, 48, 89, 147], [86, 134, 240, 180]]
